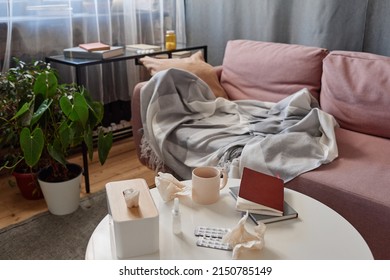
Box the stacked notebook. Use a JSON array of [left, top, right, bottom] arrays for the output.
[[64, 42, 125, 59], [230, 167, 298, 224], [126, 44, 161, 55]]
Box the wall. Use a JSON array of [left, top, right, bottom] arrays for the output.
[[185, 0, 390, 65]]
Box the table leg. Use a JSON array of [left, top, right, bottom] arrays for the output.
[[75, 66, 90, 194], [81, 142, 90, 193]]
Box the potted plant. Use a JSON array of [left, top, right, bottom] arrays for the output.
[[1, 60, 113, 214], [0, 60, 47, 199]]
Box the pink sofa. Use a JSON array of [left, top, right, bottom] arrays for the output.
[[132, 40, 390, 259]]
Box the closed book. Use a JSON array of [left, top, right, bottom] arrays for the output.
[[79, 42, 110, 51], [63, 46, 125, 59], [237, 167, 284, 216], [126, 44, 161, 51], [230, 187, 298, 224]]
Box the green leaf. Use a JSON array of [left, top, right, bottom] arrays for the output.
[[19, 127, 44, 168], [68, 121, 83, 146], [19, 100, 35, 127], [47, 140, 67, 166], [59, 95, 72, 119], [11, 101, 31, 120], [82, 126, 93, 160], [33, 72, 58, 98], [30, 99, 52, 126], [88, 100, 104, 125], [73, 93, 89, 127], [98, 130, 113, 165], [58, 121, 71, 150], [60, 93, 89, 127]]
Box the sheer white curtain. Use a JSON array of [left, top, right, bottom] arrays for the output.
[[0, 0, 186, 110]]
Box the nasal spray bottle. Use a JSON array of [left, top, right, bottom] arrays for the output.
[[172, 197, 182, 234]]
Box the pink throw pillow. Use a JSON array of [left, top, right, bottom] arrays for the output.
[[320, 51, 390, 139], [220, 40, 328, 102]]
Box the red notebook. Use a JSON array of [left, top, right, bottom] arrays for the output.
[[237, 167, 284, 216], [79, 42, 110, 52]]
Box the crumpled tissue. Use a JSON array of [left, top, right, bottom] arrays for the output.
[[155, 172, 191, 202], [122, 188, 140, 208], [222, 211, 267, 259]]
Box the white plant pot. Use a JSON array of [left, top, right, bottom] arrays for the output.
[[38, 164, 82, 215]]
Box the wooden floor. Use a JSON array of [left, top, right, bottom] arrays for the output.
[[0, 136, 156, 229]]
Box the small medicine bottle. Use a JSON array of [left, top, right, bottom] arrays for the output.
[[172, 197, 181, 234], [165, 30, 176, 51]]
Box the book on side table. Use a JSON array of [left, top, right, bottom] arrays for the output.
[[79, 42, 110, 51], [230, 167, 298, 224], [230, 186, 298, 224], [63, 45, 125, 59], [237, 167, 285, 216], [126, 44, 161, 52]]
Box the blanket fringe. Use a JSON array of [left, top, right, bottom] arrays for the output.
[[140, 134, 166, 173], [140, 131, 243, 178]]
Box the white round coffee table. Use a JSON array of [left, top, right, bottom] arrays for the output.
[[85, 179, 373, 260]]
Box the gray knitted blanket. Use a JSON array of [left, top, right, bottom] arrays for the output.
[[140, 68, 339, 181]]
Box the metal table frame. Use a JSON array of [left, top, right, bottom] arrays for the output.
[[45, 45, 208, 193]]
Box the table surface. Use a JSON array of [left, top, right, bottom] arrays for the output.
[[46, 44, 207, 67], [85, 179, 373, 260]]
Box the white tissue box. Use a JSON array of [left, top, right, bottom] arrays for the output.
[[106, 179, 159, 259]]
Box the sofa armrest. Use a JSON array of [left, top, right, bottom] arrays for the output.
[[131, 81, 148, 165], [131, 80, 178, 176]]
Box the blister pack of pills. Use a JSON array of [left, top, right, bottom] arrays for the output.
[[194, 226, 230, 238], [194, 226, 232, 251], [196, 237, 232, 251]]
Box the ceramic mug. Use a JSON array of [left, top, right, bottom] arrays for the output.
[[191, 166, 228, 204]]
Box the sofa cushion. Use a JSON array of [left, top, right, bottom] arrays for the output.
[[320, 51, 390, 139], [220, 40, 328, 102], [286, 127, 390, 259], [140, 51, 228, 99]]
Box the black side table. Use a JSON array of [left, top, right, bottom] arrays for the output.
[[45, 44, 207, 193]]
